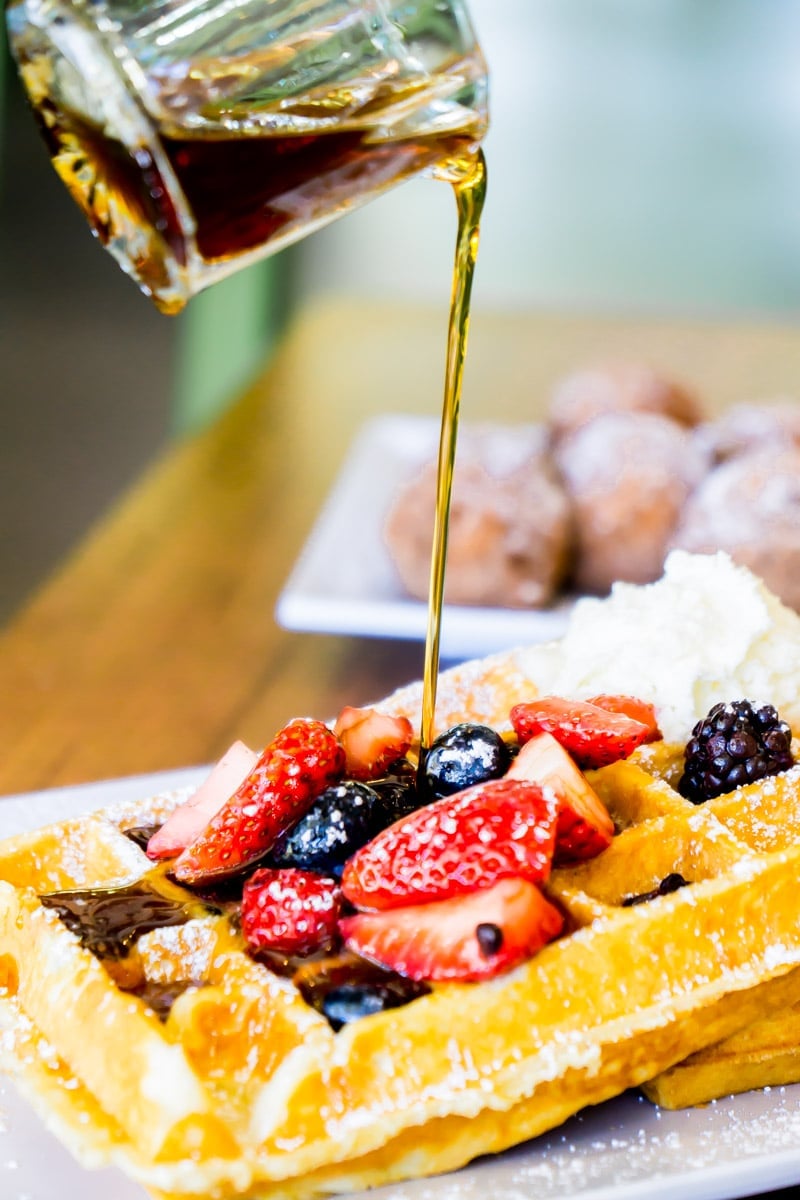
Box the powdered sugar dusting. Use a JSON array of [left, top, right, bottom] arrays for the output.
[[361, 1087, 800, 1199]]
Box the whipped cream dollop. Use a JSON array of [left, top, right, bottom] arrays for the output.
[[517, 551, 800, 742]]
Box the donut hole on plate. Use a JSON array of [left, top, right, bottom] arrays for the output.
[[670, 446, 800, 611], [553, 411, 709, 595], [693, 396, 800, 464], [546, 361, 704, 446], [383, 436, 574, 609]]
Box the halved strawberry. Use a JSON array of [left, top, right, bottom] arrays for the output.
[[340, 877, 564, 982], [173, 719, 344, 885], [341, 778, 558, 911], [508, 732, 615, 864], [587, 694, 662, 743], [510, 696, 651, 769], [241, 867, 342, 957], [147, 740, 260, 860], [333, 706, 413, 781]]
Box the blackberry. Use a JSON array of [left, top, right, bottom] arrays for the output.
[[269, 781, 386, 877], [422, 722, 511, 799], [679, 700, 794, 804]]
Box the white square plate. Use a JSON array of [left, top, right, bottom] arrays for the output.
[[1, 776, 800, 1200], [275, 415, 576, 661]]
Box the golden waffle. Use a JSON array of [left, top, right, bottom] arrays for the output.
[[3, 735, 800, 1196], [617, 742, 800, 1111], [642, 1001, 800, 1110], [4, 552, 800, 1196]]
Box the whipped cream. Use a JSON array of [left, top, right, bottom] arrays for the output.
[[516, 551, 800, 742]]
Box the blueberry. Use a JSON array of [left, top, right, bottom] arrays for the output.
[[269, 781, 385, 877], [320, 979, 430, 1029], [422, 722, 510, 798], [295, 957, 431, 1030]]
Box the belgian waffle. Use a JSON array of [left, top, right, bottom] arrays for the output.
[[3, 551, 800, 1197]]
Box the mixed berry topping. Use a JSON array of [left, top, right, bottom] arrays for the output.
[[421, 722, 510, 798], [172, 719, 344, 885], [45, 693, 678, 1025], [268, 780, 390, 878], [333, 706, 413, 781], [511, 696, 653, 769], [241, 868, 342, 957], [508, 733, 615, 863], [340, 778, 559, 910], [340, 877, 564, 983], [679, 700, 794, 804]]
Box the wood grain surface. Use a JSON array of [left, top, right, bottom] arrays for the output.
[[1, 298, 798, 795]]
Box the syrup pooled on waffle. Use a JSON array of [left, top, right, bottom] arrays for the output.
[[4, 554, 800, 1198]]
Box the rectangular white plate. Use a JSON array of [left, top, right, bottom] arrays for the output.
[[2, 776, 800, 1200], [275, 415, 576, 661]]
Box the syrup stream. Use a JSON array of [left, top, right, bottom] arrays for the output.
[[420, 148, 487, 752]]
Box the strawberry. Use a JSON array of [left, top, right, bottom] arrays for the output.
[[147, 740, 259, 860], [173, 718, 344, 885], [333, 706, 414, 781], [510, 696, 651, 769], [587, 694, 662, 743], [508, 732, 615, 864], [340, 877, 564, 982], [241, 868, 342, 956], [340, 778, 558, 911]]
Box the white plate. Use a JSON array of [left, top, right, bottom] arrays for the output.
[[2, 776, 800, 1200], [275, 415, 576, 661]]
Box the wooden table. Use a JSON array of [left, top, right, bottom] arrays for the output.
[[2, 298, 799, 796]]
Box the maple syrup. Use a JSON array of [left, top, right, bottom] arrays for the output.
[[39, 876, 216, 960], [33, 96, 483, 312], [8, 0, 488, 313], [420, 147, 487, 752]]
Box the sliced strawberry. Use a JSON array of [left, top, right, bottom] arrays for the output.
[[173, 719, 344, 885], [510, 696, 651, 769], [147, 740, 260, 860], [587, 694, 662, 743], [241, 868, 342, 957], [333, 705, 413, 781], [340, 877, 564, 982], [508, 733, 615, 864], [341, 778, 558, 911]]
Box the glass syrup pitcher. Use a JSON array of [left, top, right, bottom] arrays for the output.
[[5, 0, 488, 314]]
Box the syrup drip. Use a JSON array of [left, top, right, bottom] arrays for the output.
[[39, 877, 216, 959], [293, 952, 430, 1030], [123, 978, 206, 1022], [420, 148, 487, 753]]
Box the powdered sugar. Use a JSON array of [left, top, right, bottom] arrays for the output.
[[364, 1087, 800, 1200]]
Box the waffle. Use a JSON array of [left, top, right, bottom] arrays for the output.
[[3, 551, 800, 1197]]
